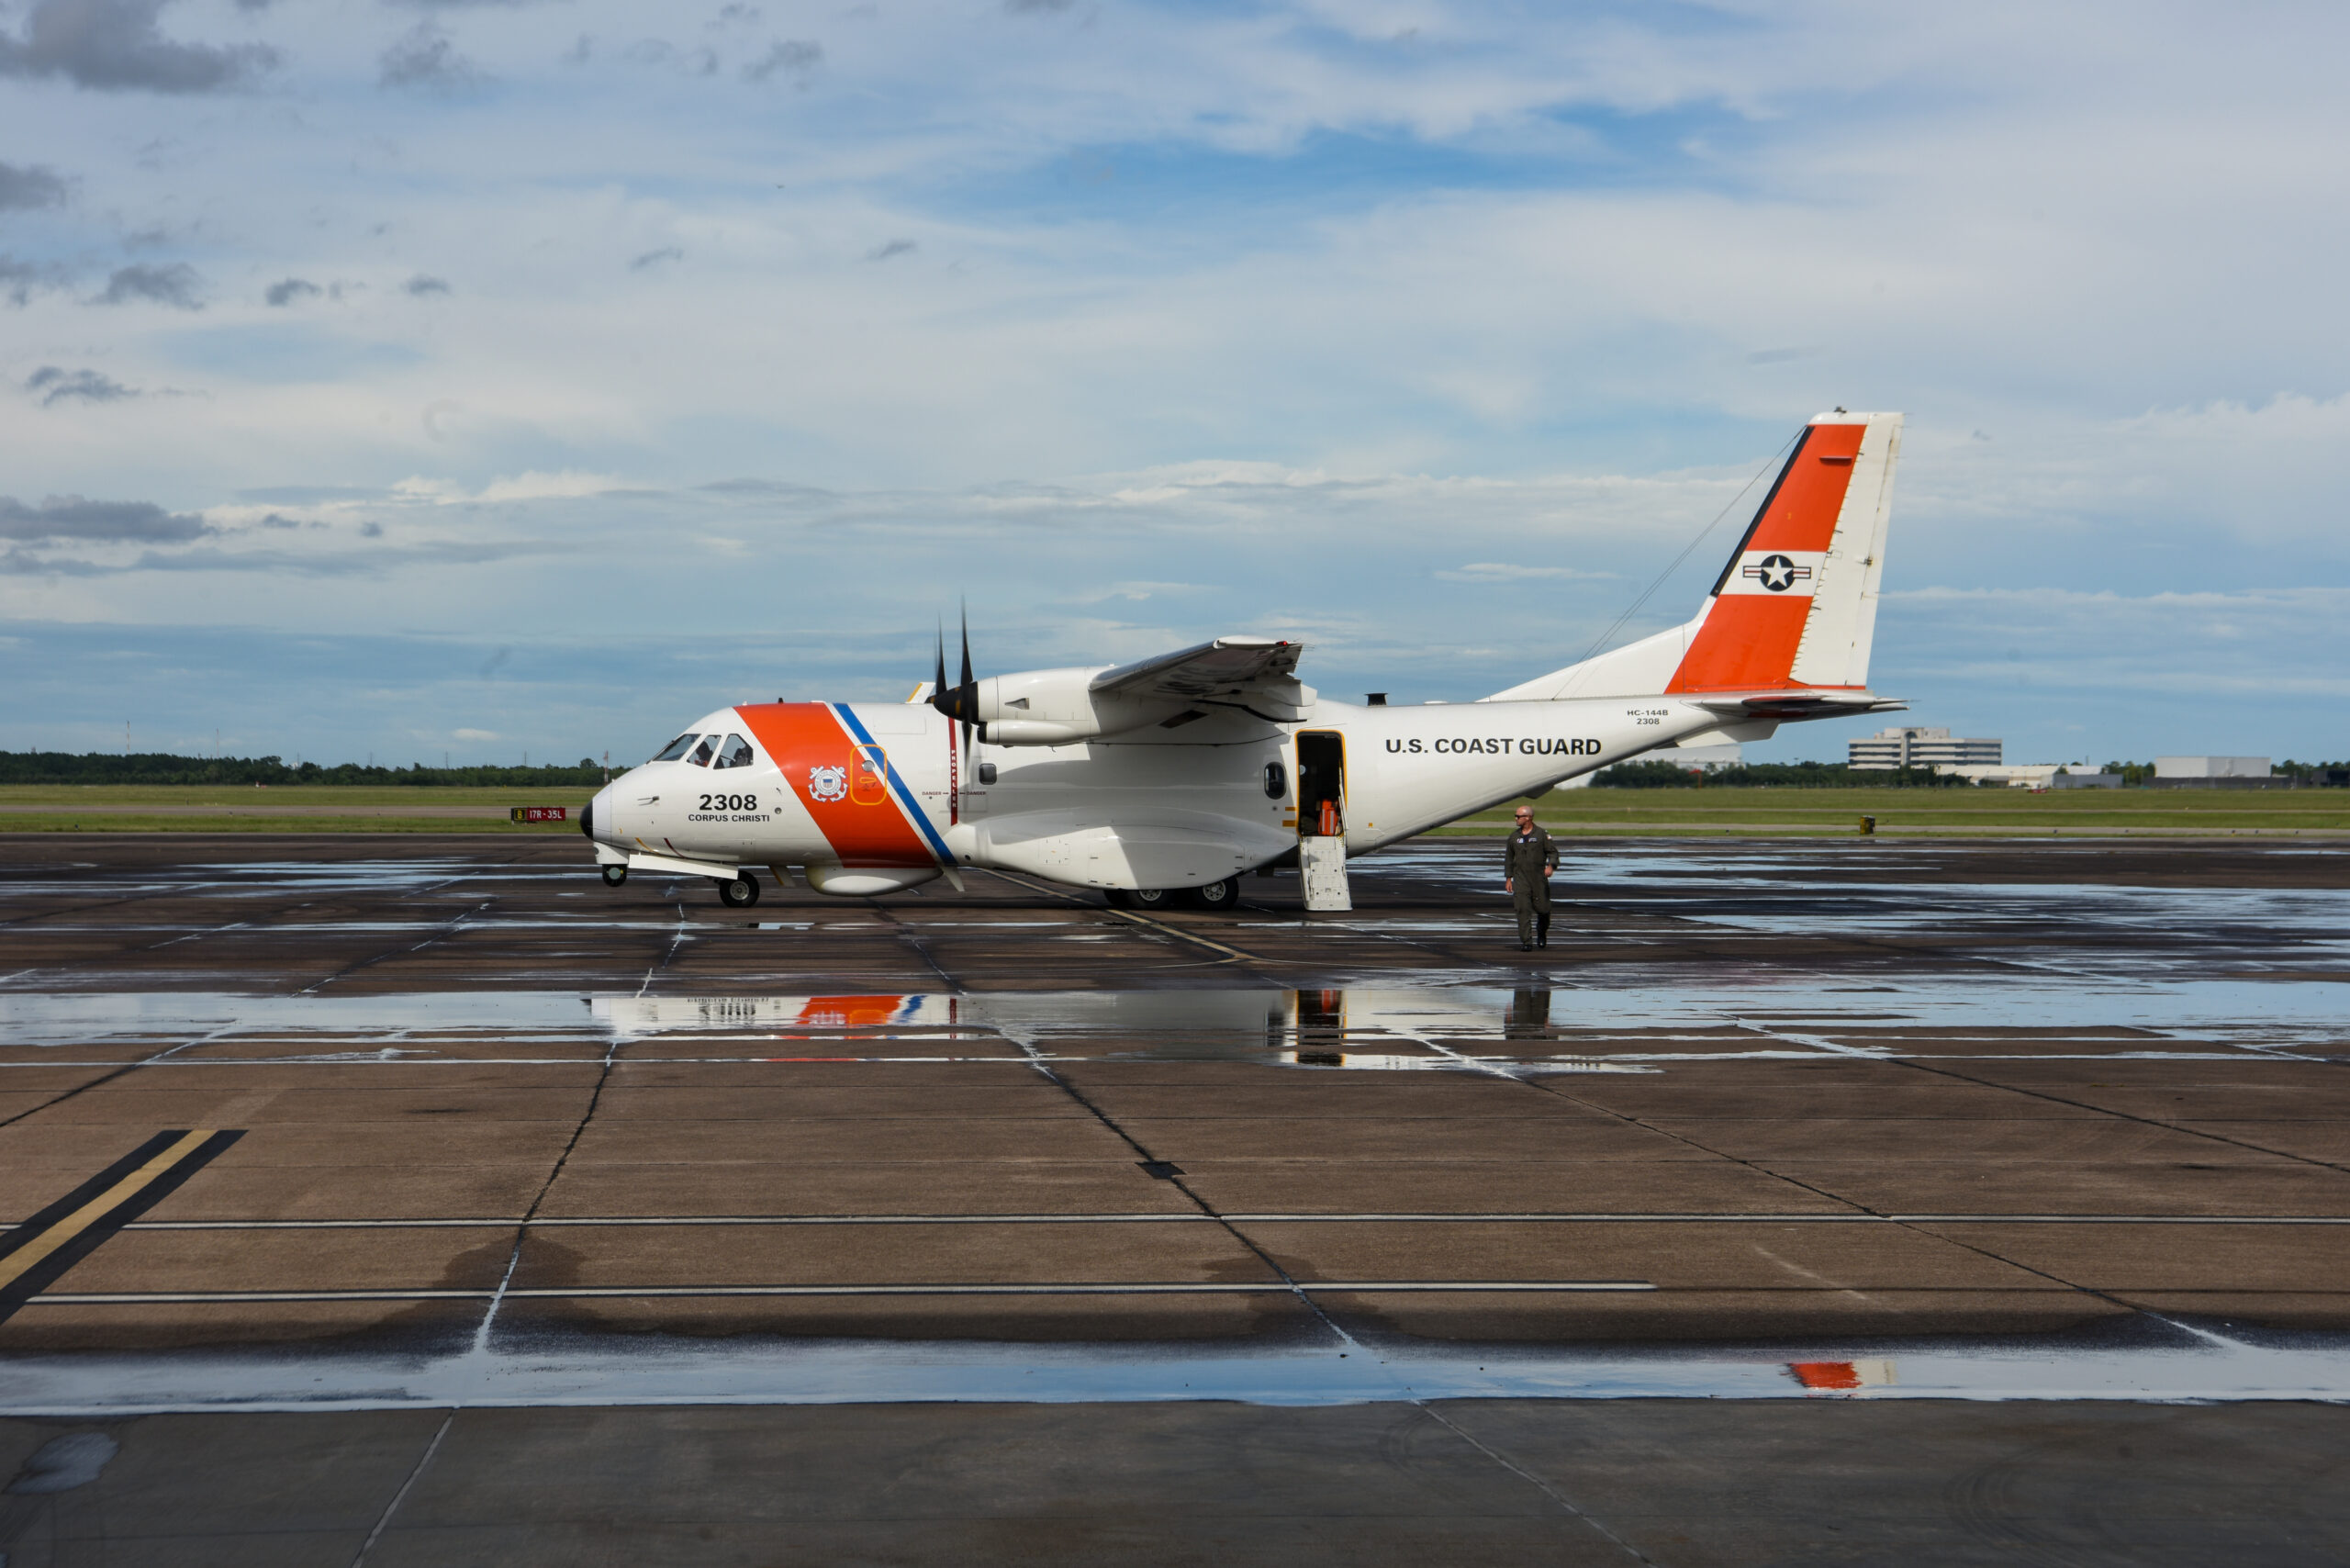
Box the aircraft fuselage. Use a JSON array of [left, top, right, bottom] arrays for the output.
[[585, 692, 1731, 893]]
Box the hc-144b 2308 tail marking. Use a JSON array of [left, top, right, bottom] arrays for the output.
[[582, 410, 1907, 907]]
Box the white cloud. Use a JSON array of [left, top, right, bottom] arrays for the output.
[[1438, 563, 1617, 582], [0, 1, 2344, 760]]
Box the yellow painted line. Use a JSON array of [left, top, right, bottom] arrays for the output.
[[0, 1129, 214, 1291]]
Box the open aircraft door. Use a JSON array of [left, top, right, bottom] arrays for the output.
[[1296, 731, 1346, 838], [1293, 731, 1351, 911]]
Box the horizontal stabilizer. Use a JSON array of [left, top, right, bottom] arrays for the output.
[[1690, 691, 1908, 722]]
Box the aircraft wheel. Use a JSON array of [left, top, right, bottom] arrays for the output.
[[601, 864, 628, 887], [720, 874, 760, 908], [1191, 877, 1241, 912], [1127, 887, 1177, 911]]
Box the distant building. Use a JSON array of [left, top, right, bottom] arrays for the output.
[[2153, 756, 2287, 790], [2155, 756, 2270, 778], [2049, 771, 2123, 790], [1850, 726, 2001, 770], [1940, 763, 2068, 788]]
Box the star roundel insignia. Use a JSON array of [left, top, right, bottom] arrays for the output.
[[1757, 553, 1798, 591], [807, 764, 848, 802]]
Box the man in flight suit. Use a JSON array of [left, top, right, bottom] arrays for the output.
[[1503, 805, 1558, 951]]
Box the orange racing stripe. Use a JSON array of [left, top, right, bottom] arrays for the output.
[[735, 703, 935, 868]]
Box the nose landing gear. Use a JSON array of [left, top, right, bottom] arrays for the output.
[[720, 874, 761, 908]]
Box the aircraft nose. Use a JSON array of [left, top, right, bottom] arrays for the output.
[[586, 782, 620, 844]]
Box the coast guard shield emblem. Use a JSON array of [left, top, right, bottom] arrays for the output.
[[807, 764, 849, 803]]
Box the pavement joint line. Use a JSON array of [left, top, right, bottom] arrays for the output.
[[983, 868, 1259, 964], [467, 913, 663, 1353], [865, 902, 962, 988], [350, 1407, 453, 1568], [1873, 1056, 2350, 1184], [27, 1281, 1661, 1303], [1467, 1034, 2165, 1319], [994, 1019, 1372, 1348], [110, 1212, 2350, 1229], [0, 1020, 251, 1133], [297, 894, 498, 996], [1408, 1400, 1658, 1566]]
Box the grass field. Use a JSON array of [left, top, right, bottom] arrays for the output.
[[1436, 785, 2350, 836], [0, 783, 2342, 837], [0, 784, 586, 834]]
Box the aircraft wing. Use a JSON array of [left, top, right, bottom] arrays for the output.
[[1090, 636, 1306, 703], [1691, 690, 1908, 722]]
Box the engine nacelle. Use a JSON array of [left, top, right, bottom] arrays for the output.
[[971, 666, 1183, 747]]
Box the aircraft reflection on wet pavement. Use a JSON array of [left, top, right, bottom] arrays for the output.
[[589, 987, 1647, 1073]]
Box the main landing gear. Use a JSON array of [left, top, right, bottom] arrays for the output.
[[1111, 877, 1240, 913], [720, 874, 761, 908]]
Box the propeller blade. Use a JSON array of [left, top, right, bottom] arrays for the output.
[[958, 600, 973, 690], [934, 626, 946, 700]]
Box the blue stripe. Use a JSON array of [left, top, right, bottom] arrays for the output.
[[831, 704, 959, 867]]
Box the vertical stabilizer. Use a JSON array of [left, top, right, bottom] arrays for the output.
[[1483, 410, 1902, 702], [1669, 409, 1901, 692]]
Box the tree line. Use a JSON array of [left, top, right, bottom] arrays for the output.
[[1590, 760, 1969, 789], [0, 752, 608, 787], [1596, 758, 2347, 788]]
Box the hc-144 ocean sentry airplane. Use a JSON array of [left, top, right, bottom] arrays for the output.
[[581, 409, 1907, 910]]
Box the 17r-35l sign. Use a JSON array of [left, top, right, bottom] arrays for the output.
[[509, 806, 569, 823]]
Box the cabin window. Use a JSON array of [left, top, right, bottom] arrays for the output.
[[652, 733, 700, 762], [712, 734, 755, 770], [685, 735, 717, 767]]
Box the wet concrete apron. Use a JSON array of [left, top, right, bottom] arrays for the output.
[[0, 834, 2345, 1563]]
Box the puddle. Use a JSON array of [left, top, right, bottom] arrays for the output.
[[0, 975, 2341, 1064], [1354, 841, 2350, 986], [4, 1320, 2345, 1415]]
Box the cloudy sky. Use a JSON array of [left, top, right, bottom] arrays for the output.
[[4, 0, 2345, 769]]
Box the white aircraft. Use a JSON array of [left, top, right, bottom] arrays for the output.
[[583, 409, 1907, 908]]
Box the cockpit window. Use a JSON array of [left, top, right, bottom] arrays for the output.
[[652, 733, 700, 763], [712, 734, 755, 770], [685, 735, 717, 767]]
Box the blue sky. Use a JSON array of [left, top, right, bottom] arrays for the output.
[[3, 0, 2346, 768]]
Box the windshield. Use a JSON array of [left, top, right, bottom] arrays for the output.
[[651, 733, 700, 763], [685, 735, 717, 767], [713, 734, 755, 770]]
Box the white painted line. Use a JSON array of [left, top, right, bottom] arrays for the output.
[[124, 1215, 1215, 1229], [111, 1212, 2350, 1230], [31, 1280, 1658, 1303]]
